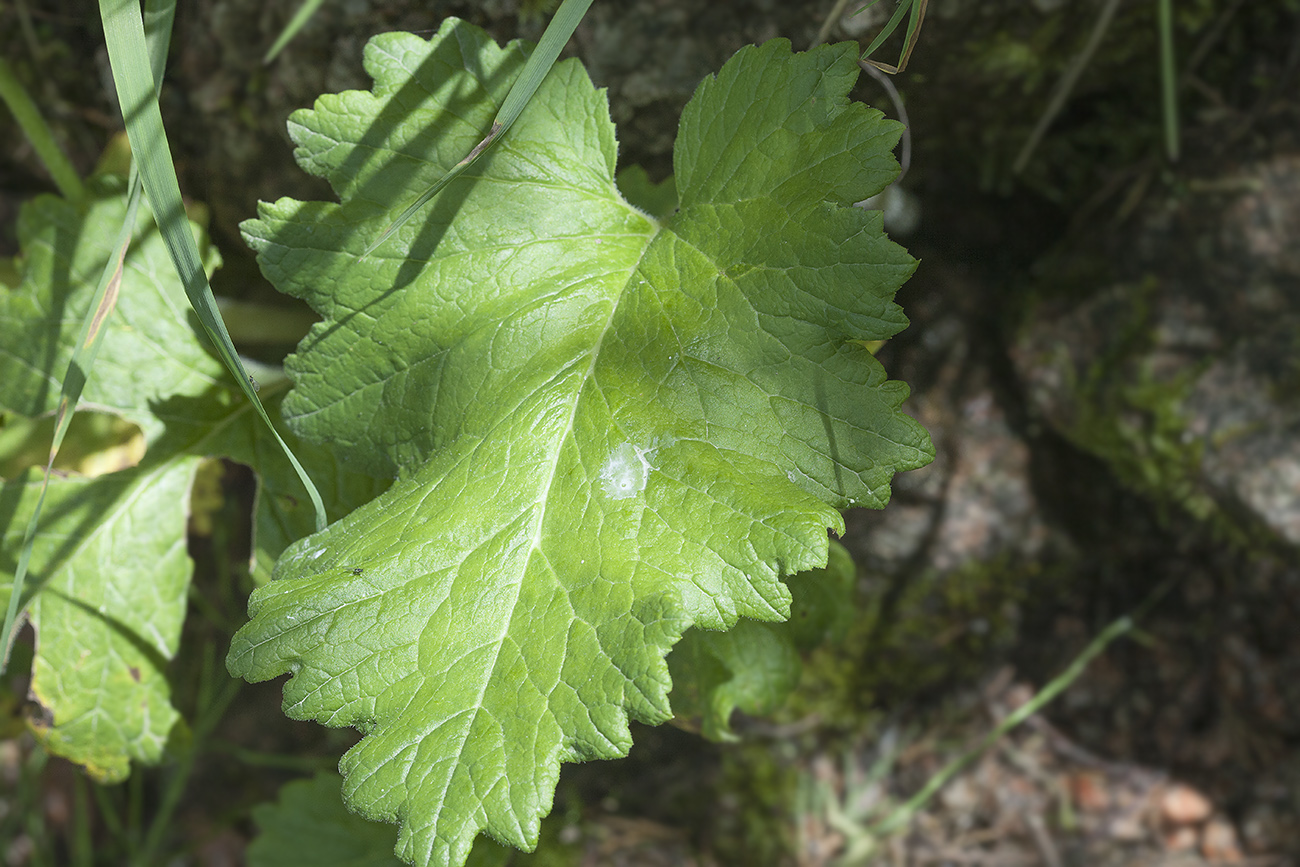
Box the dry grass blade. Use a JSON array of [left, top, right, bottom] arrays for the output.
[[0, 179, 145, 668], [860, 0, 929, 75]]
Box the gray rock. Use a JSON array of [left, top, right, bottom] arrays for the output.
[[1013, 154, 1300, 550]]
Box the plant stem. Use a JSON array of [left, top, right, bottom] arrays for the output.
[[207, 740, 340, 772], [870, 613, 1135, 835], [71, 777, 93, 867], [1013, 0, 1123, 175], [91, 781, 127, 842], [0, 55, 85, 204], [132, 645, 241, 865], [1158, 0, 1180, 161], [813, 0, 855, 48]]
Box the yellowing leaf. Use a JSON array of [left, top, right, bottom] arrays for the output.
[[0, 177, 383, 780]]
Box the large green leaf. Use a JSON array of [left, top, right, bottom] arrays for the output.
[[231, 20, 931, 867], [0, 176, 382, 780]]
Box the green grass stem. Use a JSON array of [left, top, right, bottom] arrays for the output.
[[134, 645, 241, 866], [813, 0, 854, 47], [0, 55, 86, 204], [870, 612, 1135, 835], [98, 0, 326, 532], [1158, 0, 1180, 161], [264, 0, 328, 63], [1013, 0, 1123, 175]]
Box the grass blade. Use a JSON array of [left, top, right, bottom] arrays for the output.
[[0, 55, 85, 204], [98, 0, 326, 531], [867, 576, 1174, 840], [860, 0, 928, 75], [363, 0, 595, 256], [1158, 0, 1180, 161], [861, 0, 910, 61], [813, 0, 860, 48], [871, 613, 1135, 835], [0, 164, 146, 668], [142, 0, 178, 88], [1013, 0, 1122, 175], [263, 0, 328, 63]]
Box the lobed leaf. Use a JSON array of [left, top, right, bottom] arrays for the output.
[[0, 180, 221, 778], [232, 19, 931, 867], [0, 176, 382, 780]]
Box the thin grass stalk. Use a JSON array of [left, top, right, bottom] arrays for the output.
[[264, 0, 328, 63], [1158, 0, 1180, 161], [0, 55, 86, 204], [134, 643, 241, 866], [813, 0, 856, 48], [870, 612, 1135, 835], [97, 0, 327, 531], [1013, 0, 1123, 175], [71, 776, 93, 867], [867, 577, 1175, 840], [90, 781, 126, 842]]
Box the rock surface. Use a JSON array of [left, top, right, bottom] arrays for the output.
[[1013, 154, 1300, 550]]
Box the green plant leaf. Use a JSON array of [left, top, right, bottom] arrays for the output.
[[362, 0, 595, 256], [0, 177, 221, 780], [249, 772, 410, 867], [615, 166, 678, 221], [786, 537, 857, 652], [231, 20, 931, 867], [249, 772, 554, 867], [668, 619, 801, 743], [668, 540, 856, 740], [217, 364, 393, 587], [0, 175, 382, 781]]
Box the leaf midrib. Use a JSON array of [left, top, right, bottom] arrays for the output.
[[427, 205, 663, 829]]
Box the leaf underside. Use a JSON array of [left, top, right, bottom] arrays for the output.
[[231, 19, 932, 867]]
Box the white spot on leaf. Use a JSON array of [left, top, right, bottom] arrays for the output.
[[600, 442, 652, 500]]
